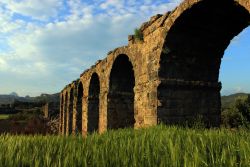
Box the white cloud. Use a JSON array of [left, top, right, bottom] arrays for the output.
[[221, 86, 246, 96], [3, 0, 63, 21], [100, 0, 124, 10], [66, 0, 94, 21], [0, 4, 25, 33], [0, 56, 8, 70], [0, 0, 184, 96]]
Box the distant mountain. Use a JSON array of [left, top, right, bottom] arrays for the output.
[[0, 95, 16, 105], [0, 93, 59, 105], [221, 93, 249, 109], [9, 92, 18, 97], [1, 92, 248, 108], [34, 93, 60, 103]]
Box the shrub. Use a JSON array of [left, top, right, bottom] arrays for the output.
[[221, 108, 245, 128], [134, 28, 143, 41], [24, 116, 48, 135], [235, 95, 250, 121], [221, 95, 250, 128]]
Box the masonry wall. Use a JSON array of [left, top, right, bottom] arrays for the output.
[[59, 0, 250, 136]]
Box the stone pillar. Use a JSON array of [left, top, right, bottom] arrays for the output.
[[82, 95, 88, 137], [43, 103, 49, 118], [60, 97, 64, 135], [135, 82, 158, 129], [99, 90, 108, 133], [72, 95, 77, 135], [66, 95, 70, 136], [62, 99, 64, 135], [59, 95, 62, 134], [63, 97, 67, 135]]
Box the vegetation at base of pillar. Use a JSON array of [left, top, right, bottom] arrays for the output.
[[1, 125, 250, 167], [134, 28, 143, 41], [221, 95, 250, 128]]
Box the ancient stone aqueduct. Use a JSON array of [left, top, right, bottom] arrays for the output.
[[59, 0, 250, 136]]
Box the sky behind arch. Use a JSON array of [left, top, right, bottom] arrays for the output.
[[0, 0, 249, 96]]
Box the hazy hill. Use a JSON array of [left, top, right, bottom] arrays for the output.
[[221, 93, 249, 109], [34, 93, 60, 103], [0, 93, 59, 105], [0, 95, 16, 105], [1, 92, 249, 109]]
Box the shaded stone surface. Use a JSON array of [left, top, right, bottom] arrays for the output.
[[107, 55, 135, 129], [87, 73, 100, 133], [76, 81, 83, 134]]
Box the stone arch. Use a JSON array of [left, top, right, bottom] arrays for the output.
[[107, 54, 135, 129], [157, 0, 250, 125], [64, 92, 68, 134], [87, 72, 100, 133], [68, 88, 74, 134], [76, 81, 83, 134], [159, 0, 250, 82]]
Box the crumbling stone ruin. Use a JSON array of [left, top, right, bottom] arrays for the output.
[[59, 0, 250, 136], [42, 102, 60, 119]]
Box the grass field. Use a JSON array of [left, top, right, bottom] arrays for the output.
[[0, 125, 250, 167], [0, 114, 9, 120]]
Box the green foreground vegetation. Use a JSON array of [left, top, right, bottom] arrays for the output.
[[0, 126, 250, 167], [222, 94, 250, 128], [0, 114, 9, 120]]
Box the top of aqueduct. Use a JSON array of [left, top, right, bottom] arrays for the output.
[[63, 0, 250, 90]]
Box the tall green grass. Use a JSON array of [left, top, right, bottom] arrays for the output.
[[0, 125, 250, 167]]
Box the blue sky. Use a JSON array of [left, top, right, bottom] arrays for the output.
[[220, 27, 250, 95], [0, 0, 249, 96]]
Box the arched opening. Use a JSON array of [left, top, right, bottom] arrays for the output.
[[220, 27, 250, 96], [219, 26, 250, 127], [76, 81, 83, 134], [87, 73, 100, 133], [64, 93, 68, 134], [68, 89, 74, 134], [107, 54, 135, 129], [158, 0, 250, 125]]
